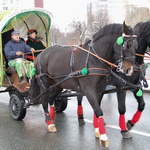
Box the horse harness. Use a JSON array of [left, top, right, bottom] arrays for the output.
[[35, 36, 141, 96]]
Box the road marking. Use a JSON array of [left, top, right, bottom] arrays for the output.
[[84, 119, 150, 137]]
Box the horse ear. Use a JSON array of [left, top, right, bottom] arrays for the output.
[[122, 21, 127, 34], [122, 21, 132, 35]]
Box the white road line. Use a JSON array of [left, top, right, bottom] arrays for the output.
[[1, 97, 150, 137], [84, 119, 150, 137]]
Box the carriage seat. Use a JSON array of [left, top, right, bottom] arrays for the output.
[[4, 67, 17, 74]]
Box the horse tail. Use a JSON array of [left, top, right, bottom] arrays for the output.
[[29, 74, 41, 105]]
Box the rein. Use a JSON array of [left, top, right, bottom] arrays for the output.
[[71, 45, 118, 68], [135, 53, 150, 58], [30, 42, 141, 104]]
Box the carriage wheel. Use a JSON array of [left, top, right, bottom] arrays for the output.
[[54, 97, 68, 112], [9, 93, 26, 120]]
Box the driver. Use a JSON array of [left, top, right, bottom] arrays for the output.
[[4, 30, 35, 83]]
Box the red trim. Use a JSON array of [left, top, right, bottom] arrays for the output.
[[93, 114, 99, 128], [50, 106, 55, 119], [77, 105, 83, 116], [98, 117, 106, 134], [46, 120, 53, 125], [26, 55, 36, 60], [130, 110, 142, 124], [119, 114, 127, 131]]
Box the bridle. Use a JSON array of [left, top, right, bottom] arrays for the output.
[[115, 33, 137, 72]]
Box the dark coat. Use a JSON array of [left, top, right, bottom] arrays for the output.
[[4, 39, 31, 62], [26, 37, 46, 60]]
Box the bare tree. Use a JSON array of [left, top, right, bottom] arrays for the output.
[[50, 25, 66, 46], [96, 8, 109, 29], [125, 4, 150, 26], [86, 2, 110, 38], [67, 20, 87, 45]]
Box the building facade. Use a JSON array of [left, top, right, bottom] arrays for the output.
[[86, 0, 150, 32], [0, 0, 43, 11]]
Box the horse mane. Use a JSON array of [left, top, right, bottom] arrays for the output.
[[92, 23, 122, 43], [82, 23, 123, 47], [134, 21, 150, 54], [134, 21, 150, 37]]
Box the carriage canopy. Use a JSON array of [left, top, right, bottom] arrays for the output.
[[0, 8, 52, 86]]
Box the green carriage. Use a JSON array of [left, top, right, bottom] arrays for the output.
[[0, 8, 68, 120]]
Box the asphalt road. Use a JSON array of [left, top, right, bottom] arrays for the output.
[[0, 90, 150, 150]]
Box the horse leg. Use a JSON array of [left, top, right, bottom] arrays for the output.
[[93, 93, 104, 139], [77, 95, 85, 125], [41, 94, 57, 132], [83, 87, 109, 148], [117, 91, 132, 139], [127, 89, 145, 130], [93, 114, 101, 138], [37, 76, 57, 133], [93, 114, 109, 147]]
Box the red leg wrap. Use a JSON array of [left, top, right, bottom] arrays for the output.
[[98, 117, 106, 134], [45, 112, 53, 125], [130, 110, 142, 125], [93, 114, 99, 128], [46, 120, 53, 125], [77, 105, 83, 116], [119, 114, 127, 131], [50, 106, 55, 119]]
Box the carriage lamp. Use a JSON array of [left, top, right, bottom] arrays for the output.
[[116, 36, 124, 45]]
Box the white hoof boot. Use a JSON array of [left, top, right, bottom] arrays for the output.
[[48, 124, 57, 132], [95, 128, 100, 138], [99, 134, 109, 148]]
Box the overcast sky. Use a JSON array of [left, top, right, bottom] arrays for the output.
[[44, 0, 94, 32]]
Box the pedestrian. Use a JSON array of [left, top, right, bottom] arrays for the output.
[[4, 30, 35, 83], [25, 28, 46, 61]]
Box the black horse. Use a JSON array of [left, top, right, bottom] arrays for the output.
[[29, 21, 138, 148], [76, 21, 150, 140]]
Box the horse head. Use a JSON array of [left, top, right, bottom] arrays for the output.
[[113, 21, 138, 76], [133, 21, 150, 64]]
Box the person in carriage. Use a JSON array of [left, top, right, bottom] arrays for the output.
[[4, 30, 35, 83], [25, 28, 46, 61]]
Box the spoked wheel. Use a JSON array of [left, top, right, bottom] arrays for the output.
[[9, 92, 26, 120], [54, 96, 68, 112]]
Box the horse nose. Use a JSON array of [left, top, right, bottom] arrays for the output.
[[125, 66, 133, 76]]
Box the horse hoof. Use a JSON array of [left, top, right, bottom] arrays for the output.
[[121, 130, 132, 139], [78, 118, 85, 125], [94, 128, 100, 138], [48, 124, 57, 132], [127, 120, 134, 130], [100, 139, 109, 148]]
